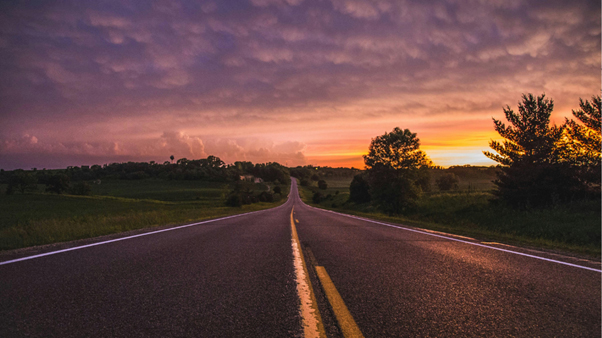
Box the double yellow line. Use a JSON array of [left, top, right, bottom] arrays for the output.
[[290, 207, 364, 338]]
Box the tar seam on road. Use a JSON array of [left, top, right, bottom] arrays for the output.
[[309, 206, 601, 273], [0, 203, 290, 266], [290, 206, 327, 338], [315, 266, 365, 338]]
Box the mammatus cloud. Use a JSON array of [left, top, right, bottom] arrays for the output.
[[0, 0, 599, 169]]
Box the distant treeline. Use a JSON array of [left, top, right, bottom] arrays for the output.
[[291, 165, 362, 187], [0, 156, 291, 195]]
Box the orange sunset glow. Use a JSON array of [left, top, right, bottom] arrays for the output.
[[0, 1, 599, 170]]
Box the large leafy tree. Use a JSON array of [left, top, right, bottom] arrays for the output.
[[363, 127, 431, 213], [484, 94, 579, 207]]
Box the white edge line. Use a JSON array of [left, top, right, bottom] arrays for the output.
[[305, 204, 602, 273], [0, 201, 291, 266]]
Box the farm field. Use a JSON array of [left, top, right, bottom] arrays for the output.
[[0, 179, 288, 251]]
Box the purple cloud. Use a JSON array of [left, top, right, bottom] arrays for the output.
[[0, 0, 599, 169]]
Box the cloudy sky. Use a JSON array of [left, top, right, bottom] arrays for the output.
[[0, 0, 599, 170]]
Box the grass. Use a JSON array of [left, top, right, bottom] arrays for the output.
[[299, 178, 601, 258], [0, 179, 288, 251]]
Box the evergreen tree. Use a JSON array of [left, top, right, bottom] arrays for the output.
[[484, 94, 579, 207], [562, 96, 601, 194]]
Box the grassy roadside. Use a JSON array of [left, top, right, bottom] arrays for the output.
[[297, 179, 601, 258], [0, 180, 289, 251]]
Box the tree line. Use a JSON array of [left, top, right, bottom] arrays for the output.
[[349, 94, 601, 213], [1, 156, 290, 196]]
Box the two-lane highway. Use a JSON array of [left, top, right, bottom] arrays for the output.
[[1, 179, 600, 337], [0, 201, 300, 337]]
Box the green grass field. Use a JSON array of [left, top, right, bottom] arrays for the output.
[[299, 177, 601, 257], [0, 179, 288, 251]]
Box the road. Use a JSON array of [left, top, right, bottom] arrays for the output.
[[1, 179, 600, 337]]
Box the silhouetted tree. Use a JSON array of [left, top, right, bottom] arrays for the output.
[[46, 174, 70, 194], [349, 173, 371, 203], [561, 96, 601, 194], [170, 155, 174, 163], [6, 170, 38, 194], [484, 93, 580, 207], [363, 127, 431, 213], [436, 173, 459, 191]]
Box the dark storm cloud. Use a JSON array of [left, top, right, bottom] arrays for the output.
[[0, 0, 599, 168]]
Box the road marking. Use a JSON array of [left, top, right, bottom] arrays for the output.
[[0, 202, 291, 266], [290, 207, 327, 338], [315, 266, 365, 338], [308, 206, 602, 273]]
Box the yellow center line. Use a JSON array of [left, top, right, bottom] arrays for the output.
[[291, 206, 327, 338], [315, 266, 365, 338]]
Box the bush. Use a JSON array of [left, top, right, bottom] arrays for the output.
[[273, 186, 282, 194], [436, 173, 459, 191], [300, 179, 310, 186], [312, 192, 323, 203], [318, 180, 328, 190], [70, 181, 92, 196], [258, 191, 274, 202], [225, 194, 242, 207]]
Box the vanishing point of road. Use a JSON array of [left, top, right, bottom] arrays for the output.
[[1, 180, 600, 337]]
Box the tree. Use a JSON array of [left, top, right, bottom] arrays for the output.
[[436, 173, 459, 191], [349, 173, 371, 203], [562, 96, 601, 193], [170, 155, 174, 163], [363, 127, 432, 213], [318, 180, 328, 190], [484, 93, 579, 207], [6, 170, 38, 194], [46, 174, 70, 194]]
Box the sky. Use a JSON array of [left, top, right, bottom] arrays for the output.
[[0, 0, 599, 170]]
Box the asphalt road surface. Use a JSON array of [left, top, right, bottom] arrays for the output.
[[1, 180, 600, 337]]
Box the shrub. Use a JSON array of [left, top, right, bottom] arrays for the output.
[[312, 192, 323, 203], [70, 181, 92, 196], [273, 185, 282, 194], [436, 173, 459, 191], [318, 180, 328, 190], [258, 191, 274, 202], [225, 194, 242, 207]]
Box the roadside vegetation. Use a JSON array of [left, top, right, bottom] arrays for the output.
[[296, 94, 601, 257], [0, 158, 290, 251], [297, 169, 600, 257]]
